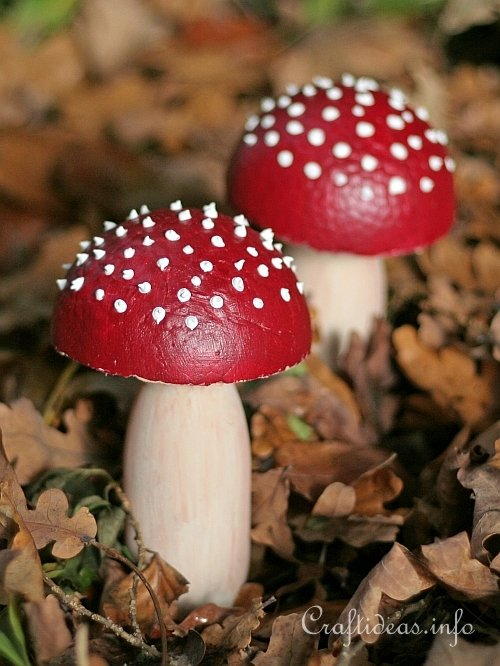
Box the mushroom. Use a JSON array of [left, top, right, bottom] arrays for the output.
[[52, 203, 311, 607], [228, 75, 455, 360]]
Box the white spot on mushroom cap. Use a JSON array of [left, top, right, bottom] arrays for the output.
[[420, 176, 434, 192], [342, 73, 355, 87], [280, 288, 291, 302], [104, 264, 115, 275], [264, 130, 280, 147], [232, 276, 244, 291], [333, 172, 348, 186], [191, 276, 202, 287], [234, 259, 245, 270], [114, 299, 127, 313], [76, 253, 89, 266], [157, 257, 170, 271], [56, 279, 67, 290], [445, 156, 456, 172], [71, 277, 85, 291], [307, 128, 326, 146], [361, 155, 378, 171], [285, 83, 299, 95], [93, 249, 106, 260], [234, 225, 247, 238], [390, 143, 408, 160], [210, 295, 224, 308], [402, 110, 413, 123], [326, 87, 343, 100], [211, 235, 225, 248], [389, 176, 407, 195], [178, 209, 191, 222], [203, 202, 218, 218], [123, 247, 135, 258], [185, 315, 199, 330], [286, 120, 304, 135], [177, 288, 191, 303], [183, 245, 194, 254], [313, 75, 333, 88], [277, 150, 294, 167], [332, 142, 352, 158], [245, 115, 259, 131], [253, 297, 264, 309], [202, 217, 215, 230], [127, 209, 139, 220], [138, 282, 152, 293], [296, 282, 304, 294], [244, 133, 257, 146], [152, 307, 166, 324], [271, 257, 283, 269], [355, 92, 375, 106], [116, 226, 127, 237], [408, 135, 423, 150], [143, 236, 155, 246], [277, 95, 291, 108], [140, 205, 150, 214], [304, 162, 322, 179], [429, 155, 443, 171], [142, 216, 155, 228], [247, 246, 258, 257], [95, 288, 105, 301], [261, 114, 275, 129], [387, 114, 405, 130], [257, 264, 269, 277], [165, 229, 180, 241], [122, 269, 134, 280], [261, 97, 275, 112], [302, 83, 316, 96], [80, 240, 90, 250], [93, 236, 104, 246], [360, 185, 375, 201], [200, 260, 213, 272], [170, 200, 182, 211], [287, 102, 305, 117], [356, 121, 375, 138], [322, 106, 340, 121], [352, 105, 365, 117], [103, 221, 116, 231], [415, 106, 430, 121]]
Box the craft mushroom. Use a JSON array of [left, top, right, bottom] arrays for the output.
[[52, 203, 311, 607], [228, 74, 455, 359]]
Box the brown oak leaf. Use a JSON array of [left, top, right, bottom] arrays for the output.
[[251, 468, 295, 560], [253, 613, 317, 665]]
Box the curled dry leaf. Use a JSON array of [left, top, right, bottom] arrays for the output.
[[0, 398, 92, 484], [298, 513, 405, 549], [102, 553, 188, 637], [253, 612, 317, 665], [251, 468, 295, 560], [24, 594, 73, 664], [21, 487, 97, 558], [201, 598, 264, 654], [421, 532, 498, 600], [336, 543, 435, 644], [393, 325, 494, 425], [312, 482, 356, 519]]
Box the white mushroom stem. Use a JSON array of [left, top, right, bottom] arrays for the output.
[[287, 244, 387, 362], [123, 382, 251, 608]]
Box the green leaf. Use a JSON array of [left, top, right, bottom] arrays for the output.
[[286, 414, 315, 441], [364, 0, 445, 15], [73, 494, 111, 514], [97, 506, 126, 548], [7, 0, 80, 38], [304, 0, 348, 24], [283, 361, 309, 377], [0, 601, 30, 666]]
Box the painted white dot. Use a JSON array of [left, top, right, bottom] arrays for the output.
[[264, 130, 280, 147], [283, 256, 294, 268], [388, 97, 405, 111], [203, 202, 218, 218], [408, 135, 423, 150], [302, 84, 316, 96], [185, 315, 199, 330], [115, 226, 127, 237], [415, 106, 430, 121], [243, 133, 257, 146], [200, 260, 213, 272], [138, 282, 152, 293], [122, 269, 134, 280], [245, 115, 259, 131], [93, 249, 106, 260], [178, 209, 191, 222], [56, 279, 67, 290], [202, 217, 215, 230], [211, 235, 225, 248], [62, 263, 72, 270], [287, 102, 305, 117], [114, 299, 127, 313], [356, 121, 375, 138], [165, 229, 180, 241], [326, 87, 343, 100], [210, 295, 224, 309], [103, 221, 116, 231], [445, 156, 456, 172], [191, 276, 201, 287], [390, 143, 408, 160], [322, 106, 340, 121], [435, 130, 449, 145], [387, 114, 405, 130], [233, 214, 249, 226], [142, 216, 155, 228], [80, 240, 90, 250], [313, 76, 333, 88], [177, 288, 191, 303], [389, 176, 407, 195], [152, 307, 166, 324], [285, 83, 299, 95], [260, 228, 274, 241], [360, 185, 375, 201], [361, 155, 378, 171], [402, 110, 413, 123], [280, 288, 291, 302], [123, 247, 135, 258], [257, 264, 269, 277], [356, 77, 379, 92], [342, 73, 355, 87], [307, 128, 325, 146], [71, 277, 85, 291], [296, 282, 304, 294], [157, 257, 170, 271], [93, 236, 104, 246], [429, 155, 443, 171], [143, 236, 155, 246], [104, 264, 115, 275], [274, 243, 283, 252], [234, 259, 245, 270], [425, 129, 438, 143], [286, 120, 304, 135], [262, 239, 274, 251], [95, 289, 105, 301], [183, 245, 194, 255], [352, 105, 365, 117], [271, 257, 283, 269], [234, 225, 247, 238], [304, 162, 322, 179], [277, 150, 294, 167], [253, 298, 264, 309], [261, 97, 275, 112], [232, 277, 244, 291], [127, 209, 138, 220], [277, 95, 291, 108], [247, 247, 258, 257], [333, 172, 348, 186], [170, 200, 182, 211], [261, 114, 275, 129], [355, 92, 375, 106], [140, 205, 150, 214], [333, 142, 352, 158], [76, 253, 89, 266], [420, 177, 434, 192]]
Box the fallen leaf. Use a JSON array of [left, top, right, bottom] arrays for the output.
[[201, 598, 264, 653], [102, 553, 188, 637], [298, 513, 405, 549], [336, 543, 435, 644], [0, 398, 91, 484], [251, 468, 295, 560], [312, 482, 356, 518], [351, 456, 403, 517], [21, 487, 97, 558], [24, 594, 73, 664], [421, 532, 498, 600], [439, 0, 500, 34], [253, 613, 317, 665]]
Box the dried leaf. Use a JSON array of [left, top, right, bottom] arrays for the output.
[[24, 594, 73, 664], [312, 482, 356, 518], [298, 513, 405, 549], [253, 613, 317, 665], [421, 532, 498, 600], [336, 543, 435, 644], [201, 598, 264, 653], [251, 468, 295, 560], [21, 487, 97, 558], [351, 456, 403, 517]]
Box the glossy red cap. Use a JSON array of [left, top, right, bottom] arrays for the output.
[[52, 205, 311, 385], [228, 75, 455, 256]]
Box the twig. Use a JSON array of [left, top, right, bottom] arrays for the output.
[[43, 575, 160, 658], [129, 575, 143, 640], [109, 482, 147, 569], [87, 539, 168, 666], [75, 623, 90, 666], [43, 360, 79, 425]]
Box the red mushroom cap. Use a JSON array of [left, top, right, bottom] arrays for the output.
[[228, 75, 455, 256], [52, 205, 311, 385]]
